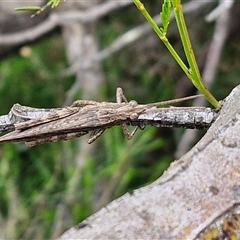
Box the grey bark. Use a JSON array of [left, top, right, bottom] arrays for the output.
[[59, 84, 240, 239]]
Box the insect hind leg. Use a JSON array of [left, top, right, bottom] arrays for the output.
[[25, 131, 88, 147], [87, 129, 105, 144]]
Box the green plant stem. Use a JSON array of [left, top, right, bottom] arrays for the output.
[[133, 0, 191, 80], [172, 1, 219, 108], [134, 0, 219, 108]]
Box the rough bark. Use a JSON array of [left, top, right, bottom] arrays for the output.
[[59, 84, 240, 239]]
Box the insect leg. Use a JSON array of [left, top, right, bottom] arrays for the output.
[[121, 123, 139, 140], [116, 87, 142, 138], [25, 131, 89, 147], [116, 87, 128, 103], [87, 129, 105, 144]]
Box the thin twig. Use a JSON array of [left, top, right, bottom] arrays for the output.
[[0, 89, 218, 147], [0, 0, 132, 46]]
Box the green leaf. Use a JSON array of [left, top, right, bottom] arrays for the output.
[[15, 6, 42, 11], [14, 0, 62, 17], [160, 0, 171, 34]]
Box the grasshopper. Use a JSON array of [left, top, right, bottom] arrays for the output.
[[0, 88, 205, 147]]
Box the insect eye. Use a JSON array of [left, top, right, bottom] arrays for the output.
[[129, 100, 138, 107]]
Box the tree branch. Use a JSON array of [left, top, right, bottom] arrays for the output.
[[0, 0, 132, 46], [59, 84, 240, 239]]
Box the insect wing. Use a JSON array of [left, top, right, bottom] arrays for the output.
[[15, 107, 79, 130]]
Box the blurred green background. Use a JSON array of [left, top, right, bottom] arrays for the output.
[[0, 0, 239, 239]]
